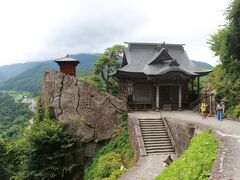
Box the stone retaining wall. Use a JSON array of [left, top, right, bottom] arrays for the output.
[[128, 114, 147, 159], [166, 117, 207, 154], [165, 117, 223, 179]]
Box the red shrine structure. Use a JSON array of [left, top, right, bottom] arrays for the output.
[[54, 54, 80, 77]]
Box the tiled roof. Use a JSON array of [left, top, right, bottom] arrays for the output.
[[116, 42, 211, 76], [55, 54, 80, 62]]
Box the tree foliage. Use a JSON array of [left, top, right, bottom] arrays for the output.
[[0, 92, 32, 139], [84, 113, 135, 180], [80, 75, 105, 91], [15, 119, 82, 180], [94, 44, 124, 94], [0, 93, 83, 179], [208, 0, 240, 115]]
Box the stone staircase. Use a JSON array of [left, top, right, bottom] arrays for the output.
[[139, 118, 175, 155]]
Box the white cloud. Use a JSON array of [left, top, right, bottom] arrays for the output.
[[0, 0, 229, 66]]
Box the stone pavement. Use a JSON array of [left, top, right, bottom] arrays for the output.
[[121, 110, 240, 180], [119, 154, 173, 180]]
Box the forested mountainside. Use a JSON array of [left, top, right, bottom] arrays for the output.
[[0, 92, 32, 139], [0, 56, 212, 96], [0, 53, 100, 95], [191, 60, 213, 70], [0, 53, 100, 82]]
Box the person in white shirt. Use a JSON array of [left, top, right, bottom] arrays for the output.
[[216, 102, 223, 121]]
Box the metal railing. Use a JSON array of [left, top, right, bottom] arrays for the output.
[[189, 97, 200, 110]]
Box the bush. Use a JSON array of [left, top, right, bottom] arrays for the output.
[[15, 119, 82, 179], [95, 152, 121, 178], [232, 104, 240, 118], [84, 113, 135, 180], [155, 129, 218, 180]]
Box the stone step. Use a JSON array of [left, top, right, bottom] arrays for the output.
[[141, 128, 166, 131], [139, 120, 163, 122], [140, 124, 164, 126], [139, 121, 164, 124], [147, 152, 175, 155], [147, 150, 175, 154], [146, 149, 175, 153], [145, 145, 174, 150], [143, 135, 169, 138], [141, 129, 167, 132], [139, 118, 162, 121], [144, 140, 172, 144], [139, 121, 163, 123], [141, 131, 167, 134], [142, 133, 168, 136], [143, 137, 171, 140], [138, 118, 175, 155], [139, 121, 164, 123], [144, 143, 172, 147], [140, 124, 166, 129]]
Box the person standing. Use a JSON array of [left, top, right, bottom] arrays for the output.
[[201, 100, 207, 119], [216, 102, 223, 121]]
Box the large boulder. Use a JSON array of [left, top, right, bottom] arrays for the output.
[[40, 70, 127, 143]]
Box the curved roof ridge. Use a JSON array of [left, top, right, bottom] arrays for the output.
[[148, 48, 173, 65]]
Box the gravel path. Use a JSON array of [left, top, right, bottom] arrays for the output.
[[121, 110, 240, 180]]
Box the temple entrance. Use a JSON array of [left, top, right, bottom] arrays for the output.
[[156, 85, 179, 110], [159, 86, 178, 103]]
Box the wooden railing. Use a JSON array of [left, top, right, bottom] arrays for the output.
[[162, 117, 179, 155]]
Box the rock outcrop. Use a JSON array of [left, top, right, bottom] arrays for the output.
[[40, 71, 127, 147]]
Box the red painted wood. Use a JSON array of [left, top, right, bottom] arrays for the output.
[[57, 62, 78, 76]]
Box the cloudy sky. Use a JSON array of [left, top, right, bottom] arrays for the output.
[[0, 0, 229, 66]]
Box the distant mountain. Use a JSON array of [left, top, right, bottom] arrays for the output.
[[0, 56, 213, 96], [192, 60, 213, 70], [0, 61, 41, 82], [0, 63, 53, 95], [0, 71, 6, 82], [0, 53, 100, 83], [0, 53, 100, 95]]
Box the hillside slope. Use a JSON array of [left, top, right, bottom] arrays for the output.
[[0, 58, 212, 96], [192, 60, 213, 70], [0, 53, 100, 83], [0, 54, 99, 95]]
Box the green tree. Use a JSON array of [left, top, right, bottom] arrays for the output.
[[80, 75, 105, 91], [208, 0, 240, 115], [94, 44, 124, 94], [33, 98, 43, 123], [0, 139, 8, 180], [209, 0, 240, 76], [16, 119, 82, 179]]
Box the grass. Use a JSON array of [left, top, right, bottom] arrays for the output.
[[155, 129, 218, 180], [84, 112, 135, 180]]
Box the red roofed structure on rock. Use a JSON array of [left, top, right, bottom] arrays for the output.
[[55, 54, 80, 77]]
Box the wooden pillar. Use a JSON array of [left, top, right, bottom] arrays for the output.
[[178, 84, 182, 110], [126, 78, 128, 105], [209, 94, 213, 116], [191, 78, 194, 93], [156, 85, 159, 111], [197, 76, 200, 95]]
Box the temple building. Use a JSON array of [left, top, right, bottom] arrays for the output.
[[114, 42, 211, 110], [55, 54, 80, 77]]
